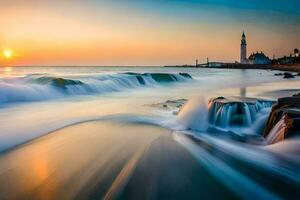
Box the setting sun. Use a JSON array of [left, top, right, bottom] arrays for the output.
[[3, 49, 13, 59]]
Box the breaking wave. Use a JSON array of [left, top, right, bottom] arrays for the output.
[[0, 72, 192, 104]]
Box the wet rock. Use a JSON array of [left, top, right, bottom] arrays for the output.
[[147, 99, 187, 113], [283, 72, 295, 79], [208, 97, 274, 128], [274, 73, 283, 76], [263, 93, 300, 144], [275, 72, 296, 79]]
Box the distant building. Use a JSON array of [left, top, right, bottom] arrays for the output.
[[239, 32, 271, 65], [240, 32, 247, 64], [248, 52, 271, 65]]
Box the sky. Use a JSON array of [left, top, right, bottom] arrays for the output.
[[0, 0, 299, 66]]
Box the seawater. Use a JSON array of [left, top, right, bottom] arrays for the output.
[[1, 66, 300, 199], [0, 66, 299, 151]]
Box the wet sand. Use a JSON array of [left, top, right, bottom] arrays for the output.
[[0, 121, 236, 200]]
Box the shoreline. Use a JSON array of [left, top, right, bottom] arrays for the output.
[[165, 64, 300, 73]]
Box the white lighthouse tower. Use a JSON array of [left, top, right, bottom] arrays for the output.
[[240, 32, 247, 64]]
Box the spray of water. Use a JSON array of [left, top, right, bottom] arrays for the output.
[[177, 97, 209, 132]]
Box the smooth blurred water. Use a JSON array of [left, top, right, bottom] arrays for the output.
[[0, 66, 299, 150], [0, 66, 300, 199]]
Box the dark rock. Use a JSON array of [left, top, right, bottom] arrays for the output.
[[274, 73, 283, 76], [208, 96, 274, 127], [263, 93, 300, 144], [283, 72, 295, 79], [147, 99, 187, 113]]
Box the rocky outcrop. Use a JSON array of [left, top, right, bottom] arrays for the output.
[[263, 93, 300, 144], [147, 99, 187, 113], [283, 72, 295, 79], [274, 72, 296, 79], [208, 96, 274, 128]]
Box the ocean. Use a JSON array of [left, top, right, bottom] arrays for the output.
[[0, 66, 299, 199]]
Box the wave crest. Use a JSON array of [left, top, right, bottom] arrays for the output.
[[0, 72, 192, 104]]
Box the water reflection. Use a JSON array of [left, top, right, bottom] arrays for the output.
[[240, 87, 247, 97], [0, 66, 12, 77]]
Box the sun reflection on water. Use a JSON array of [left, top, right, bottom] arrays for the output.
[[0, 66, 13, 77]]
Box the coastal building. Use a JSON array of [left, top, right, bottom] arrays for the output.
[[240, 32, 247, 64], [248, 52, 272, 65], [240, 32, 271, 65]]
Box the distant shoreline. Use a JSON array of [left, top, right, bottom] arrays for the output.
[[2, 64, 299, 73], [165, 64, 300, 73]]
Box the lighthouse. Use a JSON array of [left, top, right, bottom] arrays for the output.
[[240, 32, 247, 64]]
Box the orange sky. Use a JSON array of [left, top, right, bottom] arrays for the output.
[[0, 1, 299, 66]]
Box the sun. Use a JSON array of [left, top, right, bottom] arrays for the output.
[[3, 49, 13, 59]]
